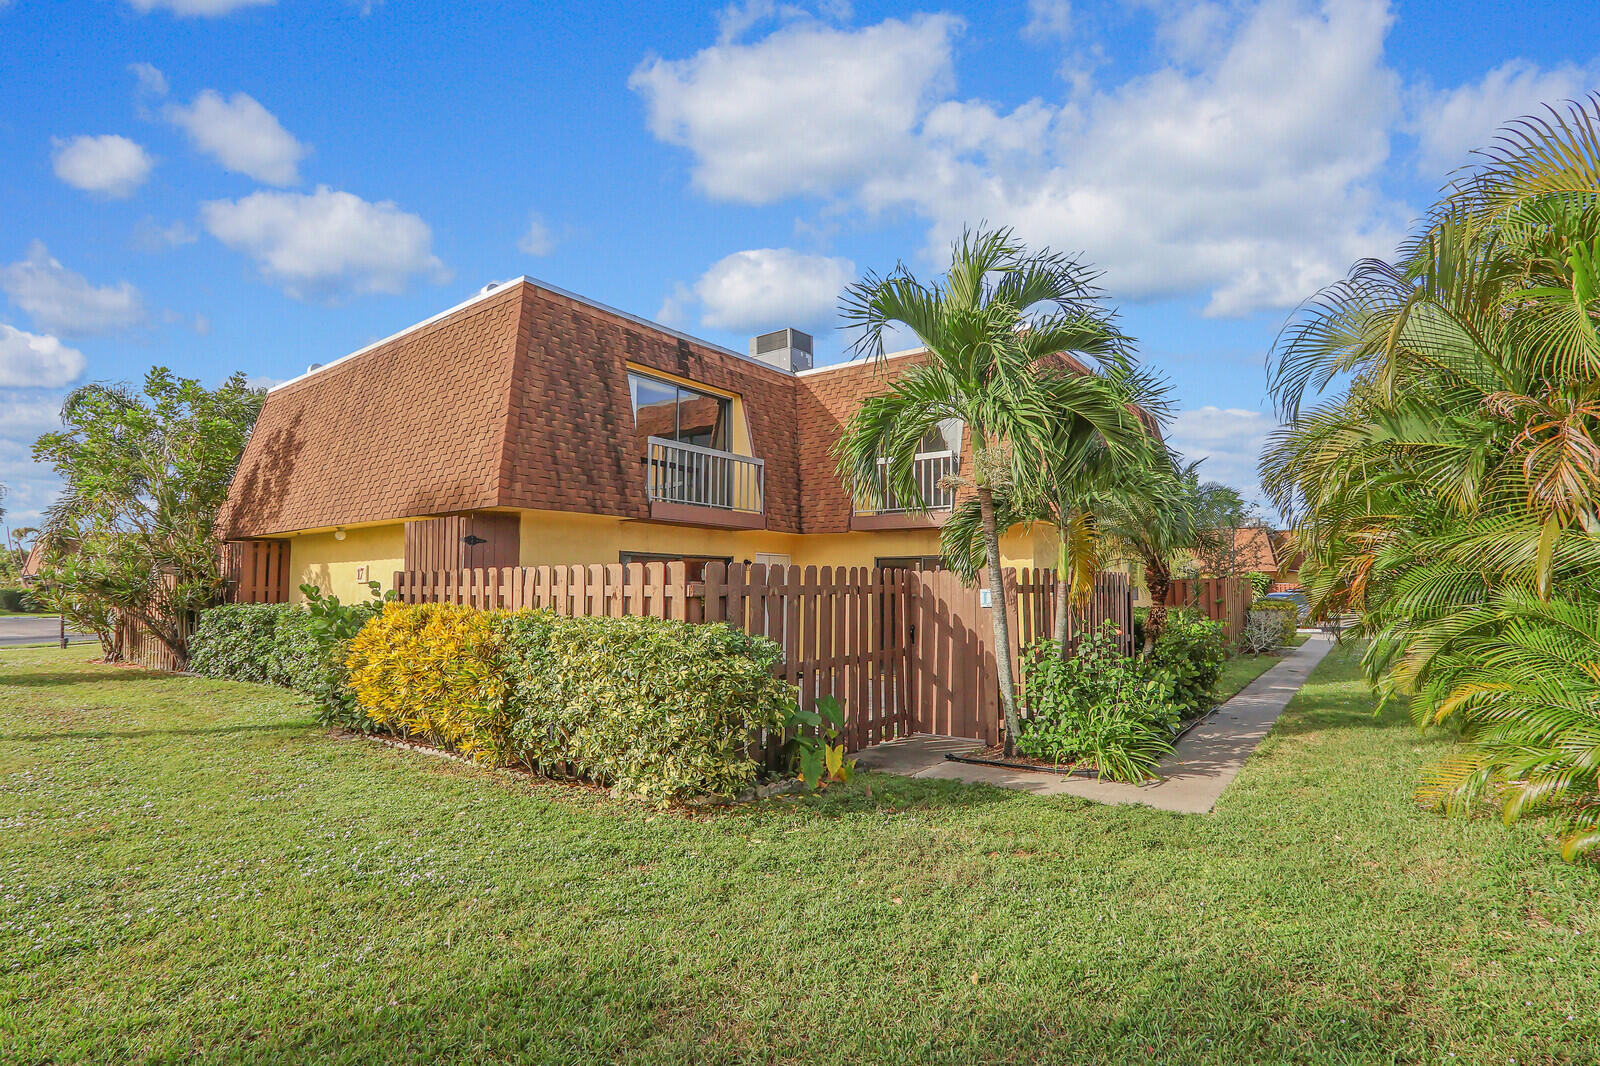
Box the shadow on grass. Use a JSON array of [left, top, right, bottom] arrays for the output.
[[0, 670, 169, 688], [0, 722, 303, 744]]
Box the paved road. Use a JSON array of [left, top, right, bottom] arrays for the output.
[[0, 615, 94, 648], [856, 632, 1338, 814]]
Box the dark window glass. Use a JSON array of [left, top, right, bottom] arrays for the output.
[[628, 372, 731, 452], [619, 551, 733, 582]]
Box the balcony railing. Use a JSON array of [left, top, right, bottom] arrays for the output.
[[857, 451, 960, 514], [646, 436, 764, 515]]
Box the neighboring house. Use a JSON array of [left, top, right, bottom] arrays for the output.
[[1267, 529, 1304, 592], [20, 541, 47, 586], [218, 277, 1075, 603], [1230, 526, 1278, 581]]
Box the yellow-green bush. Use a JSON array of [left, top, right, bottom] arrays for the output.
[[345, 603, 510, 761], [499, 611, 793, 803], [342, 603, 795, 802]]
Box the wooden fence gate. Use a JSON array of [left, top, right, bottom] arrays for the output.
[[393, 563, 1132, 751], [1161, 576, 1251, 643]]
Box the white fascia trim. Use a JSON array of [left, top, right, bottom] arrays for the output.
[[795, 345, 927, 378], [268, 276, 798, 394]]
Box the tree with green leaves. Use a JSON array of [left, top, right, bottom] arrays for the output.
[[834, 226, 1147, 755], [1090, 458, 1234, 653], [32, 368, 264, 667], [1263, 96, 1600, 859], [943, 365, 1173, 657]]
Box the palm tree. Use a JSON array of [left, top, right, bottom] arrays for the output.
[[835, 226, 1146, 755], [1263, 96, 1600, 858], [1094, 459, 1230, 653], [943, 365, 1173, 658]]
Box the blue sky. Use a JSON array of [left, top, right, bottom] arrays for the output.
[[1, 0, 1596, 530]]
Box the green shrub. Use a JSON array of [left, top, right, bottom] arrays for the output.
[[1145, 610, 1226, 716], [0, 587, 40, 612], [1250, 572, 1272, 597], [499, 611, 793, 803], [1017, 623, 1180, 782], [337, 604, 794, 804], [1250, 599, 1300, 646], [187, 594, 383, 731]]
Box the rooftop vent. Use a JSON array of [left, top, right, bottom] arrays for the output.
[[749, 328, 813, 373]]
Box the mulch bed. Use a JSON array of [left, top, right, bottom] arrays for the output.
[[944, 746, 1107, 779]]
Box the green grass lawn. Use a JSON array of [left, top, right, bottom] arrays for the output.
[[2, 643, 1596, 1064]]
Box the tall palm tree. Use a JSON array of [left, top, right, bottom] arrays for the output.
[[943, 365, 1173, 657], [835, 227, 1146, 755], [1263, 96, 1600, 858]]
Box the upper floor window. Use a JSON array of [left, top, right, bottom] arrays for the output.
[[629, 371, 732, 452], [918, 420, 962, 456]]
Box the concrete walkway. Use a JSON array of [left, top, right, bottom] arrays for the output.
[[855, 632, 1336, 813]]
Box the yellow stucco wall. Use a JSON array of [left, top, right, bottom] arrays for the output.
[[281, 508, 1053, 598], [514, 508, 998, 570], [288, 524, 405, 604]]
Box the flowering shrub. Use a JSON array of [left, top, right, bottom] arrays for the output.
[[1017, 623, 1181, 782]]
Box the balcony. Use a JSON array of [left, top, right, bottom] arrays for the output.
[[645, 436, 766, 529], [851, 451, 960, 530]]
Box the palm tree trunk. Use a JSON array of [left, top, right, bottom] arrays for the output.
[[1053, 534, 1072, 658], [1143, 556, 1171, 655], [978, 486, 1022, 757]]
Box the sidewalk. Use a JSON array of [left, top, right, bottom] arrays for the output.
[[854, 632, 1336, 813], [0, 615, 92, 649]]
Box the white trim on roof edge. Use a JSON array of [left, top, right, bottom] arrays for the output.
[[266, 275, 806, 394]]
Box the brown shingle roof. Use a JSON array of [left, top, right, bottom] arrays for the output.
[[222, 280, 1153, 540], [1230, 526, 1278, 572]]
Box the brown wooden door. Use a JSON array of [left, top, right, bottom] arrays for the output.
[[907, 569, 998, 743]]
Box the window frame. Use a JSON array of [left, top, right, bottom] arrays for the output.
[[627, 370, 734, 452]]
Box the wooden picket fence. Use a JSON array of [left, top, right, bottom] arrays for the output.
[[1162, 576, 1251, 643], [394, 562, 1133, 751], [117, 610, 196, 672]]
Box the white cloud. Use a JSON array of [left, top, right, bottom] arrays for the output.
[[630, 14, 962, 204], [0, 242, 146, 336], [0, 394, 67, 527], [165, 90, 307, 186], [1410, 58, 1598, 178], [692, 247, 854, 331], [0, 325, 86, 388], [1022, 0, 1073, 42], [1168, 405, 1279, 506], [132, 217, 199, 251], [243, 374, 285, 390], [201, 186, 448, 300], [125, 0, 275, 16], [51, 135, 154, 198], [635, 0, 1408, 318], [129, 61, 169, 97], [518, 213, 555, 256]]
